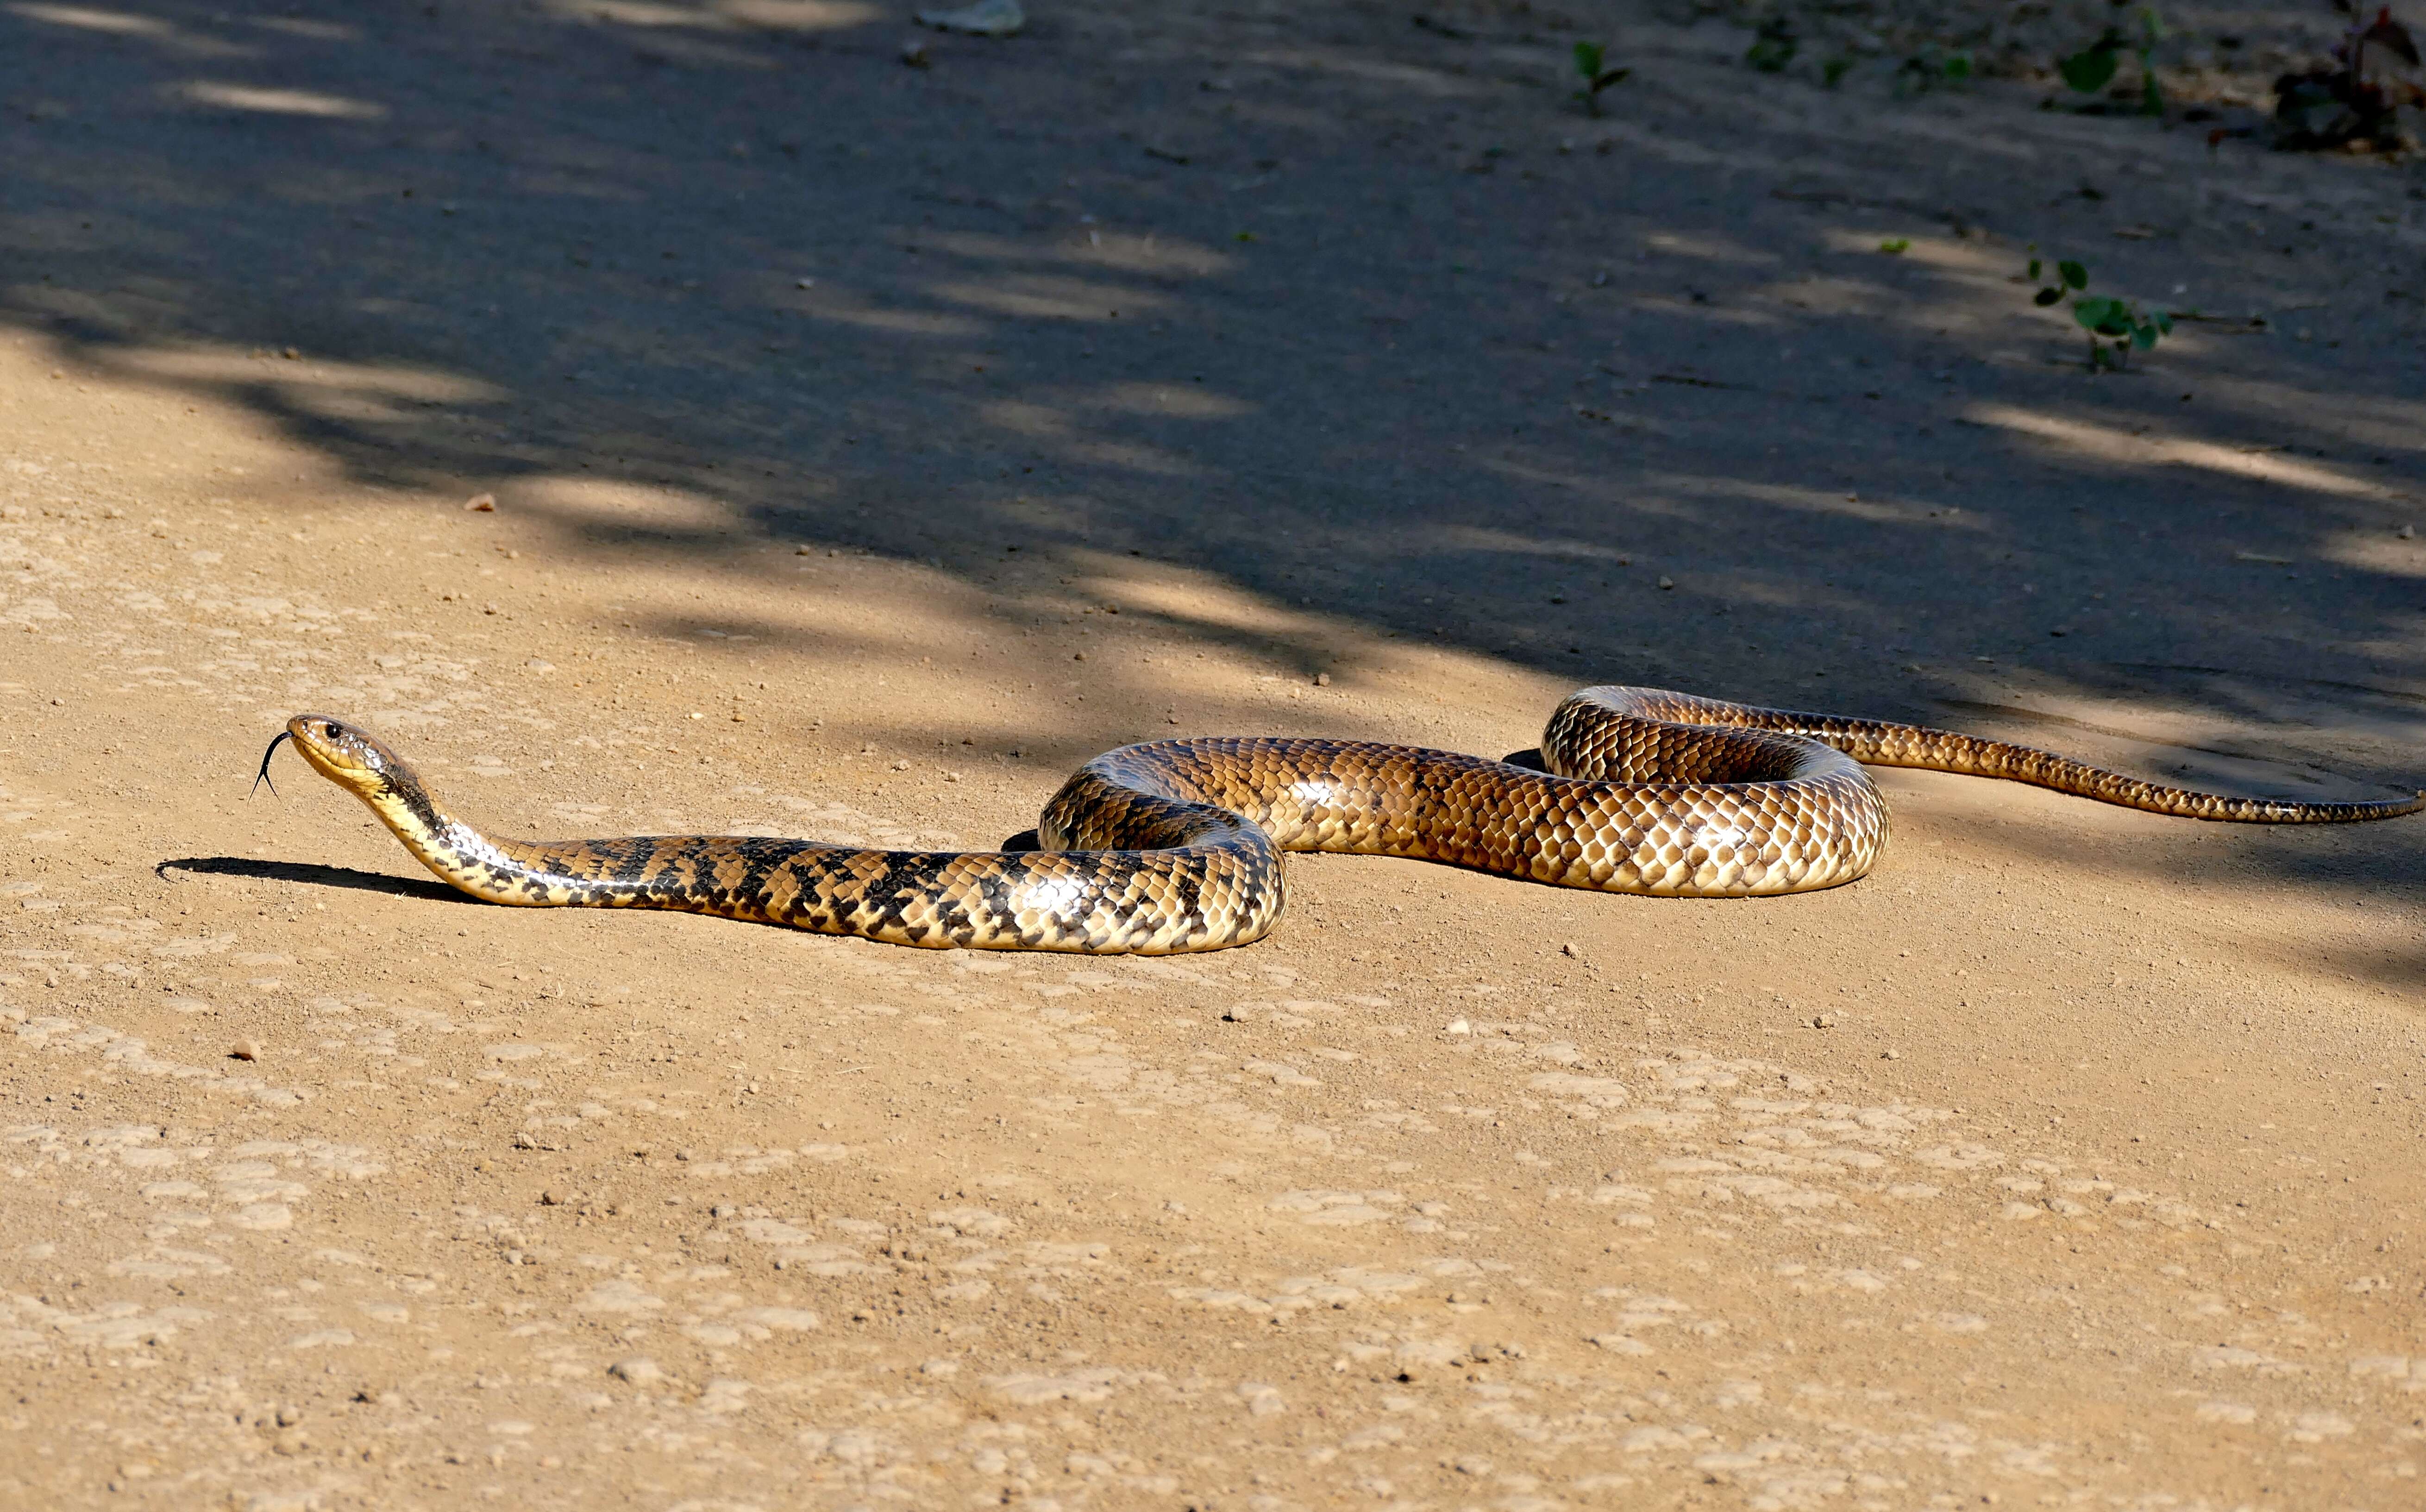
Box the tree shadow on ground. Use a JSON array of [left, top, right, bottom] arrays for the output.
[[9, 0, 2422, 912]]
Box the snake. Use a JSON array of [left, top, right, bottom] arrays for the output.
[[258, 686, 2423, 954]]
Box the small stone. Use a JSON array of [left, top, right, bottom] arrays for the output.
[[1314, 672, 1330, 686], [796, 544, 814, 553], [1881, 1048, 1902, 1060], [2400, 524, 2416, 540], [229, 1040, 261, 1061], [1656, 575, 1675, 590], [608, 1357, 664, 1385], [464, 493, 495, 512], [899, 37, 931, 67], [1072, 651, 1085, 661], [1560, 941, 1584, 960], [1445, 1018, 1472, 1035], [1809, 1015, 1833, 1029]]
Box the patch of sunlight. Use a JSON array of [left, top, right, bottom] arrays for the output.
[[789, 287, 985, 338], [1063, 555, 1504, 689], [2319, 533, 2426, 581], [1078, 570, 1314, 640], [1082, 383, 1254, 421], [1641, 231, 1780, 268], [1432, 527, 1636, 565], [2193, 378, 2426, 459], [1763, 274, 1893, 317], [516, 477, 742, 536], [244, 15, 357, 39], [928, 276, 1170, 323], [1816, 229, 2011, 274], [721, 0, 881, 26], [1641, 474, 1986, 529], [917, 230, 1233, 280], [177, 81, 385, 119], [11, 2, 162, 32], [10, 3, 253, 55], [977, 402, 1199, 477], [546, 0, 878, 29], [1473, 457, 1705, 522], [1966, 404, 2396, 500], [112, 345, 503, 405], [1688, 571, 1866, 614]]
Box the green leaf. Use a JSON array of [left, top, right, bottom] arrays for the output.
[[2059, 260, 2088, 290], [2059, 43, 2120, 94], [2034, 288, 2063, 307], [2131, 323, 2159, 350], [2074, 297, 2133, 336], [2139, 72, 2163, 116], [2026, 258, 2042, 280], [1823, 56, 1851, 87], [1573, 41, 1603, 81], [1877, 238, 1911, 255], [1592, 68, 1630, 92], [2151, 310, 2174, 335], [1943, 51, 1973, 80]]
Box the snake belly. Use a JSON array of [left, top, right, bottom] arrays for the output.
[[270, 685, 2424, 954]]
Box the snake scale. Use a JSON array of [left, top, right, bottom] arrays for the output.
[[263, 686, 2423, 954]]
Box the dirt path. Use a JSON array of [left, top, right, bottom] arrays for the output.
[[5, 3, 2424, 1509]]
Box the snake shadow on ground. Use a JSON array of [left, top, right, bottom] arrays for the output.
[[157, 857, 470, 906]]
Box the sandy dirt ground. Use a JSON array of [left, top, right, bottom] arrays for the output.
[[5, 2, 2426, 1509]]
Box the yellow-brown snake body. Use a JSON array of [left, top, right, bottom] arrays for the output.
[[266, 687, 2423, 953]]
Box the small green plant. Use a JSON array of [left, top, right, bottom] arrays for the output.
[[2028, 253, 2173, 370], [1877, 237, 1912, 254], [1745, 16, 1798, 73], [1893, 48, 1974, 96], [2059, 5, 2165, 115], [1571, 41, 1630, 115], [1822, 55, 1853, 88]]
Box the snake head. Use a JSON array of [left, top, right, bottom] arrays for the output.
[[283, 715, 409, 795]]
